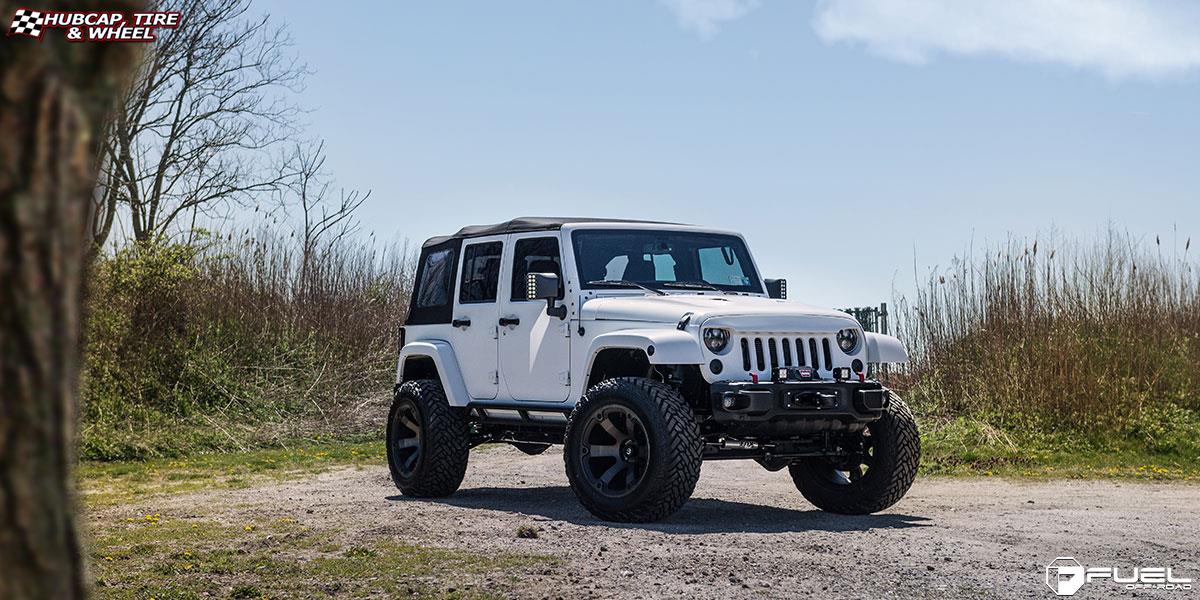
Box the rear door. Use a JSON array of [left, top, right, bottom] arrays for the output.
[[448, 236, 504, 400], [498, 234, 571, 402]]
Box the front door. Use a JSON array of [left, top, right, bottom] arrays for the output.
[[498, 234, 571, 402], [449, 237, 504, 400]]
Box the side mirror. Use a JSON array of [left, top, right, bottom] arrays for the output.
[[527, 273, 567, 319], [765, 278, 787, 300]]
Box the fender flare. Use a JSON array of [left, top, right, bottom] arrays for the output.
[[584, 328, 705, 375], [396, 340, 470, 407], [864, 332, 908, 364]]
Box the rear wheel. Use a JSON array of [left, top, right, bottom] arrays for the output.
[[564, 377, 702, 522], [387, 379, 469, 497], [789, 393, 919, 514]]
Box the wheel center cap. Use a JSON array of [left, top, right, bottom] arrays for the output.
[[620, 440, 637, 461]]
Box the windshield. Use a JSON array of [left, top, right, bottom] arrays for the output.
[[571, 229, 763, 293]]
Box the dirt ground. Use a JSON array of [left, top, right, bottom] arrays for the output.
[[90, 445, 1200, 599]]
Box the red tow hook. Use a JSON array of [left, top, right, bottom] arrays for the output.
[[858, 372, 866, 383], [750, 372, 759, 384]]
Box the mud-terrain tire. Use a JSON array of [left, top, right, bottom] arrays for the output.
[[564, 377, 702, 522], [387, 379, 470, 497], [511, 442, 551, 456], [789, 392, 919, 514]]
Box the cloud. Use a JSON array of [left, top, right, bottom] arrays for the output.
[[812, 0, 1200, 79], [660, 0, 760, 39]]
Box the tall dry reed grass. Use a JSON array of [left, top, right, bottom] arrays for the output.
[[82, 230, 416, 459], [895, 228, 1200, 445]]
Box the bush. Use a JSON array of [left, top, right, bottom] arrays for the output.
[[894, 229, 1200, 461], [81, 233, 415, 460]]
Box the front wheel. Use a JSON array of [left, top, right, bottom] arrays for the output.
[[564, 377, 702, 523], [387, 379, 470, 497], [789, 393, 919, 514]]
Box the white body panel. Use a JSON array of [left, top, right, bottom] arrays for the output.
[[396, 220, 908, 409], [449, 234, 506, 399], [496, 230, 572, 402], [396, 340, 471, 407], [865, 332, 908, 363]]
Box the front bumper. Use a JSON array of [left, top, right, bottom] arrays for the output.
[[709, 379, 888, 433]]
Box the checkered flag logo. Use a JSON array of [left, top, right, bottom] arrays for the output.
[[8, 9, 45, 38]]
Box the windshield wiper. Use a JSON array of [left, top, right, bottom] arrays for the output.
[[586, 279, 667, 296], [661, 280, 730, 293]]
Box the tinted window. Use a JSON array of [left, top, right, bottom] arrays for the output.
[[511, 237, 563, 301], [459, 242, 503, 303], [572, 230, 761, 293], [414, 247, 456, 308]]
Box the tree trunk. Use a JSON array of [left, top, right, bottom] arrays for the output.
[[0, 2, 142, 598]]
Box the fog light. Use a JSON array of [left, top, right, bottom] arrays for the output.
[[709, 359, 723, 374], [721, 393, 750, 411]]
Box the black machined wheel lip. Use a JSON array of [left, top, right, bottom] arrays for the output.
[[578, 405, 651, 499], [391, 398, 422, 477]]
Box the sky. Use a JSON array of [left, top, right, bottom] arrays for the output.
[[255, 0, 1200, 308]]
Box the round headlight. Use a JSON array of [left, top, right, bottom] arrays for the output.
[[837, 328, 860, 354], [703, 328, 730, 353]]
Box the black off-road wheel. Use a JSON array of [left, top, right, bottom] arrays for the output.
[[789, 392, 919, 514], [564, 377, 702, 523], [387, 379, 470, 497]]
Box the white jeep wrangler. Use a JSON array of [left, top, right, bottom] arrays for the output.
[[389, 218, 918, 522]]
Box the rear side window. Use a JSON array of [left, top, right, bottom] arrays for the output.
[[460, 242, 503, 303], [416, 248, 455, 308], [511, 237, 563, 301], [407, 240, 460, 325]]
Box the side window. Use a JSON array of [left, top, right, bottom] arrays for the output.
[[511, 237, 563, 300], [415, 247, 456, 308], [459, 242, 503, 304]]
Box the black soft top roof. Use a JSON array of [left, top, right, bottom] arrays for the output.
[[422, 216, 682, 248]]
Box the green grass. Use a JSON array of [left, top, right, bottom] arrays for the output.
[[79, 439, 386, 507], [88, 514, 553, 599], [917, 415, 1200, 480]]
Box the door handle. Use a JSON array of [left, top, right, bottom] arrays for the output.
[[498, 317, 520, 327], [452, 318, 471, 328]]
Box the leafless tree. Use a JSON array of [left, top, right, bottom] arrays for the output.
[[286, 140, 371, 289], [0, 0, 143, 596], [94, 0, 306, 249]]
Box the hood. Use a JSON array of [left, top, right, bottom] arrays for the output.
[[578, 294, 858, 329]]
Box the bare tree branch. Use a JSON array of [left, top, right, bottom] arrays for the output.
[[285, 141, 370, 290], [94, 0, 308, 248]]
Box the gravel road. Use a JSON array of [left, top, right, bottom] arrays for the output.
[[107, 445, 1199, 599]]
